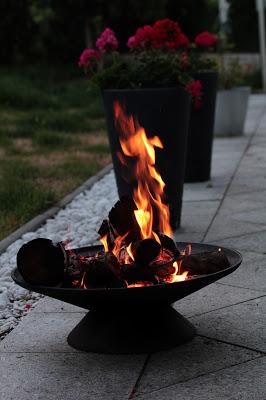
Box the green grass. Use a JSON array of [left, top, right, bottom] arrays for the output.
[[0, 65, 111, 240], [0, 160, 55, 238]]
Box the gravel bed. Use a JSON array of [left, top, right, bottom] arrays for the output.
[[0, 170, 118, 340]]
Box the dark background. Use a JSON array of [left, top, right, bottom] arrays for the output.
[[0, 0, 261, 66]]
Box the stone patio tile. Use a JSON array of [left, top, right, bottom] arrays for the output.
[[210, 230, 266, 253], [0, 312, 86, 353], [183, 184, 225, 202], [218, 251, 266, 292], [204, 214, 266, 241], [218, 191, 266, 216], [179, 201, 219, 234], [174, 231, 203, 243], [135, 356, 266, 400], [32, 297, 85, 313], [135, 336, 260, 396], [0, 352, 144, 400], [228, 175, 266, 195], [191, 296, 266, 352], [174, 282, 262, 318]]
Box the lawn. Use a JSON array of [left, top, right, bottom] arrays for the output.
[[0, 65, 111, 240]]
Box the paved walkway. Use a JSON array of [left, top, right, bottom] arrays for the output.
[[0, 95, 266, 399]]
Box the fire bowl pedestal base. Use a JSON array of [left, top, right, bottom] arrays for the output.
[[67, 306, 196, 354]]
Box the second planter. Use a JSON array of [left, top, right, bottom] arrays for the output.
[[185, 71, 218, 182], [103, 88, 191, 229]]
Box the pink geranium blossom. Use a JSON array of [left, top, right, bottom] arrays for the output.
[[194, 31, 217, 48], [186, 79, 202, 98], [96, 28, 119, 53], [127, 35, 138, 49], [78, 48, 101, 68], [132, 25, 155, 49], [153, 19, 189, 49]]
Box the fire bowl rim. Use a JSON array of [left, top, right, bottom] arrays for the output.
[[12, 242, 242, 294]]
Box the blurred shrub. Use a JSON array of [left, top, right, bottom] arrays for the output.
[[228, 0, 261, 52]]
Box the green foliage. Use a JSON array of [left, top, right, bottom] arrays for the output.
[[91, 51, 193, 90], [218, 59, 254, 89]]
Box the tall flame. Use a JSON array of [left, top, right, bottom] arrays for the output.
[[114, 101, 172, 239]]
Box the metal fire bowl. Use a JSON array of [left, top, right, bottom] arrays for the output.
[[12, 242, 242, 354]]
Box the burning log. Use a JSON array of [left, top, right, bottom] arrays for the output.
[[83, 252, 126, 288], [158, 233, 180, 258], [180, 250, 230, 275], [17, 238, 65, 286], [150, 261, 176, 279], [108, 197, 141, 244], [98, 219, 115, 251], [132, 238, 161, 266], [121, 264, 159, 285]]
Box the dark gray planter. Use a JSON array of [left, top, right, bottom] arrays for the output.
[[185, 71, 218, 183], [214, 87, 251, 137], [102, 88, 191, 229]]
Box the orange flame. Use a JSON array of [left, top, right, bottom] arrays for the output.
[[95, 101, 189, 287], [114, 101, 172, 240], [112, 231, 129, 258], [126, 243, 135, 262], [100, 234, 109, 252], [168, 261, 188, 283]]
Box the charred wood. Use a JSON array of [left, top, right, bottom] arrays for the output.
[[181, 250, 230, 275]]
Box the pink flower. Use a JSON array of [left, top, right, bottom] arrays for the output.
[[127, 35, 138, 49], [186, 79, 202, 100], [127, 25, 155, 50], [24, 303, 32, 310], [178, 33, 189, 47], [194, 31, 217, 48], [78, 48, 101, 68], [152, 19, 189, 49], [96, 28, 118, 53]]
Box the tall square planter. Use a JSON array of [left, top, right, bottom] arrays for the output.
[[214, 87, 250, 137], [102, 88, 191, 229]]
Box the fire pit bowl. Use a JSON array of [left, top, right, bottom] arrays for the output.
[[12, 242, 242, 354]]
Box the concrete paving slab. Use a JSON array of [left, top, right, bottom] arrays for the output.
[[135, 356, 266, 400], [211, 230, 266, 253], [218, 251, 266, 292], [0, 352, 145, 400], [174, 282, 262, 318], [183, 183, 225, 202], [135, 336, 260, 396], [191, 296, 266, 352], [179, 201, 219, 234], [218, 194, 266, 217], [228, 175, 266, 195], [32, 297, 85, 313], [204, 214, 266, 241], [174, 231, 203, 243], [0, 312, 86, 353]]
